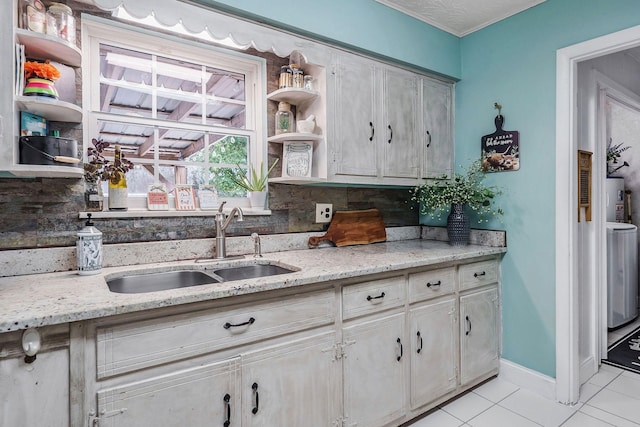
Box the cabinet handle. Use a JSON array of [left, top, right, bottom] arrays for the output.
[[416, 331, 423, 354], [474, 271, 486, 278], [387, 124, 393, 144], [366, 292, 385, 301], [396, 337, 403, 361], [251, 382, 259, 414], [465, 315, 472, 336], [223, 393, 231, 427], [426, 130, 432, 147], [223, 317, 255, 329], [426, 280, 441, 288], [369, 122, 375, 141]]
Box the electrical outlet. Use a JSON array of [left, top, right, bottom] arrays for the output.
[[316, 203, 333, 223]]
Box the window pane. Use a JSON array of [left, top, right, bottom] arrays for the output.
[[204, 67, 246, 129], [100, 44, 153, 118], [156, 55, 203, 123]]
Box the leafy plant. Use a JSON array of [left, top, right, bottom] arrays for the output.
[[229, 159, 279, 192], [411, 159, 504, 223], [84, 138, 134, 184], [607, 138, 630, 176]]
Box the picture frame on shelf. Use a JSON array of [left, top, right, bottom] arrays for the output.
[[198, 185, 219, 210], [174, 185, 196, 210], [282, 140, 313, 178], [147, 183, 169, 210]]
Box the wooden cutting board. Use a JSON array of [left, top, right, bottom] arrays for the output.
[[308, 209, 387, 247]]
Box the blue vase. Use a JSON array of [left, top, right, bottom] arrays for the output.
[[447, 203, 470, 246]]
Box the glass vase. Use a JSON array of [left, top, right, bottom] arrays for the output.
[[85, 179, 104, 212]]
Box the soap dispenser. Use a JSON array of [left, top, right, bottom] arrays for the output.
[[77, 213, 102, 275]]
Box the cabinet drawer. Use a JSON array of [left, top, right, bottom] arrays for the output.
[[408, 267, 455, 303], [96, 289, 335, 379], [343, 276, 406, 320], [459, 260, 499, 290]]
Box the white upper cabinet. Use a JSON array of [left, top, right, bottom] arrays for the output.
[[331, 53, 378, 178], [422, 78, 454, 179], [382, 66, 419, 179], [327, 51, 453, 186]]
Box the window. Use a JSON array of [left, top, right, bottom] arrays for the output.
[[83, 19, 266, 208]]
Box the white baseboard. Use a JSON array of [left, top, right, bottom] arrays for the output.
[[499, 358, 557, 401]]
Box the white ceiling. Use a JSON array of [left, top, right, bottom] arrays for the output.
[[375, 0, 546, 37]]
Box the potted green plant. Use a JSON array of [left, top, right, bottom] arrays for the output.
[[411, 159, 503, 245], [229, 159, 279, 208]]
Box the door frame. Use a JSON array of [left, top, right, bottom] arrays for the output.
[[556, 24, 640, 405]]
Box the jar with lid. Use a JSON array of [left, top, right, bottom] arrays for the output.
[[275, 102, 294, 134], [279, 65, 292, 89], [19, 0, 46, 33], [303, 75, 314, 90], [47, 2, 76, 44], [292, 68, 304, 88]]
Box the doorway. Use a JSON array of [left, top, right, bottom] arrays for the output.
[[556, 24, 640, 405]]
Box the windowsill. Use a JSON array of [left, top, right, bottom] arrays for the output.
[[79, 208, 271, 219]]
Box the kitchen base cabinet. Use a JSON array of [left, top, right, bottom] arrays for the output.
[[343, 312, 407, 427], [460, 285, 500, 386], [0, 325, 70, 427], [241, 332, 340, 426], [93, 358, 241, 427], [409, 296, 457, 409]]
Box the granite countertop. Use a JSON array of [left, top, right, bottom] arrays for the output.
[[0, 239, 506, 333]]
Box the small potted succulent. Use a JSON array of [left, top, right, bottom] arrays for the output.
[[229, 159, 279, 208]]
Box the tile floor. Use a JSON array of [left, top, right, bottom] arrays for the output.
[[408, 318, 640, 426]]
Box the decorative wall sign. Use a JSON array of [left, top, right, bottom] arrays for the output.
[[282, 141, 313, 178], [198, 185, 219, 210], [147, 183, 169, 210], [481, 102, 520, 172], [174, 185, 196, 210]]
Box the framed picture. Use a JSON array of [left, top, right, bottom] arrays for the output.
[[282, 140, 313, 178], [198, 185, 219, 210], [147, 183, 169, 210], [174, 185, 196, 210]]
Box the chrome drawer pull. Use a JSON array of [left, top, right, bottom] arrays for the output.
[[223, 317, 255, 329], [366, 292, 386, 301]]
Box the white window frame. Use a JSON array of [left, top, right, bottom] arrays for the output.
[[81, 16, 268, 215]]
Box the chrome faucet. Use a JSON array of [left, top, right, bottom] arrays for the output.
[[214, 201, 244, 259]]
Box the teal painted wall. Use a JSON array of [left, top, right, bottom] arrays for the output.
[[458, 0, 640, 377], [195, 0, 640, 378], [192, 0, 461, 79]]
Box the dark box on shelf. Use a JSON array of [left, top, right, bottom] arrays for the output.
[[19, 136, 79, 167]]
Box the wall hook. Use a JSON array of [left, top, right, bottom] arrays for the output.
[[494, 102, 502, 117]]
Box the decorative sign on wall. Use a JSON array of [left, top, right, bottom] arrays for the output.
[[481, 102, 520, 172]]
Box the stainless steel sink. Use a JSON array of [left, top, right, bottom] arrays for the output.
[[107, 270, 221, 294], [212, 264, 296, 281]]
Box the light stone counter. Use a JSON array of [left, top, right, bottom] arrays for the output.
[[0, 238, 505, 333]]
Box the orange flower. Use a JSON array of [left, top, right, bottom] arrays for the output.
[[24, 61, 61, 81]]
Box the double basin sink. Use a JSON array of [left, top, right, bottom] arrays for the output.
[[106, 261, 297, 294]]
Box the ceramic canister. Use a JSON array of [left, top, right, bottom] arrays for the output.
[[77, 214, 103, 275]]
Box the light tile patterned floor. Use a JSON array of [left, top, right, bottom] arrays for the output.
[[405, 318, 640, 426], [408, 366, 640, 426]]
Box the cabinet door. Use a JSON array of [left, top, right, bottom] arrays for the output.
[[0, 348, 70, 427], [459, 286, 499, 385], [382, 68, 419, 178], [422, 78, 453, 179], [241, 331, 340, 427], [343, 312, 406, 427], [409, 297, 457, 409], [332, 54, 378, 177], [95, 358, 241, 427]]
